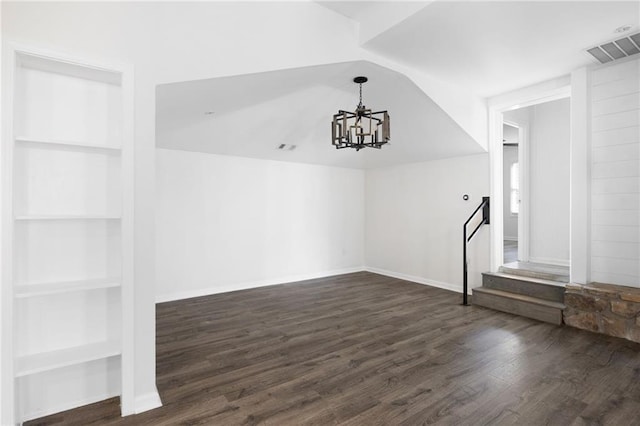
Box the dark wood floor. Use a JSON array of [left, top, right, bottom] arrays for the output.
[[28, 272, 640, 425]]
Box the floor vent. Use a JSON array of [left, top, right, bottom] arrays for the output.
[[586, 32, 640, 64]]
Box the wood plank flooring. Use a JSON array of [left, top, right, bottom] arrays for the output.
[[27, 272, 640, 425], [504, 240, 518, 264]]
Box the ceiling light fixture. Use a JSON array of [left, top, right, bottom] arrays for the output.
[[331, 76, 390, 151]]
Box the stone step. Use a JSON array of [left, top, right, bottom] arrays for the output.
[[473, 287, 565, 325], [482, 272, 565, 303], [499, 261, 569, 283]]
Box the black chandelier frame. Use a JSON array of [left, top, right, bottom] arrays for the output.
[[331, 76, 390, 151]]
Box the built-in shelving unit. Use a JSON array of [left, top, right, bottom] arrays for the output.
[[1, 45, 134, 424]]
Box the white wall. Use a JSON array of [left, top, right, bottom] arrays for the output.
[[503, 144, 518, 240], [590, 57, 640, 287], [156, 149, 365, 302], [529, 98, 571, 265], [364, 154, 490, 292], [504, 98, 570, 266]]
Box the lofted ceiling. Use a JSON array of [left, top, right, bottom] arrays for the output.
[[156, 61, 484, 169], [321, 1, 640, 97], [157, 1, 638, 169]]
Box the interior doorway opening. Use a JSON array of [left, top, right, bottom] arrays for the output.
[[498, 96, 571, 271], [488, 79, 572, 274]]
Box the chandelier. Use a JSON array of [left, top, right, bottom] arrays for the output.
[[331, 76, 390, 151]]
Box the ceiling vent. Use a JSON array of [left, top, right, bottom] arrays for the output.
[[586, 32, 640, 64], [277, 144, 297, 151]]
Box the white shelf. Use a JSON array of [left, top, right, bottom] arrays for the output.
[[14, 215, 121, 221], [15, 341, 121, 377], [15, 278, 121, 298], [17, 52, 122, 86], [14, 136, 121, 152]]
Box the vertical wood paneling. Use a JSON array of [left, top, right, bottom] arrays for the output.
[[592, 110, 640, 132], [592, 143, 640, 163], [591, 58, 639, 86], [591, 125, 639, 147], [591, 240, 639, 260], [592, 92, 640, 116], [591, 159, 639, 178], [591, 75, 640, 101], [591, 57, 640, 287], [591, 193, 640, 210], [591, 271, 639, 287], [592, 225, 640, 243], [591, 177, 640, 194], [592, 210, 640, 226]]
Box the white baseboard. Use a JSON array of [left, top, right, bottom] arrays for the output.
[[19, 388, 162, 421], [364, 266, 466, 294], [134, 388, 162, 414], [528, 256, 570, 267], [20, 391, 119, 423], [156, 266, 473, 304], [156, 266, 366, 303]]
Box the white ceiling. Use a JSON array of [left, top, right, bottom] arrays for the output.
[[317, 1, 380, 20], [324, 1, 640, 97], [156, 61, 484, 169], [157, 1, 639, 169]]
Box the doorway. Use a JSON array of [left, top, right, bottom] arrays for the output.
[[488, 82, 571, 272]]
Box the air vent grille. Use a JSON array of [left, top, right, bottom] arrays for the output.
[[277, 144, 297, 151], [587, 32, 640, 64]]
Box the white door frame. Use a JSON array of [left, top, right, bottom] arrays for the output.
[[503, 119, 530, 262], [488, 76, 571, 272]]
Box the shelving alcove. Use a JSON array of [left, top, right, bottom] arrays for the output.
[[1, 45, 134, 424]]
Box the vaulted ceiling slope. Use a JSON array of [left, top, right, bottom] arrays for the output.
[[320, 1, 640, 97], [157, 1, 638, 169], [156, 61, 484, 169]]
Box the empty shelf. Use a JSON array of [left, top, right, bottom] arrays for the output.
[[15, 341, 121, 377], [15, 278, 121, 298], [14, 136, 121, 152], [14, 214, 121, 221]]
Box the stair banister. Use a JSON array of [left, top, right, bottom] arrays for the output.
[[462, 196, 490, 305]]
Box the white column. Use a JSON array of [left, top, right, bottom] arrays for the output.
[[569, 67, 590, 284]]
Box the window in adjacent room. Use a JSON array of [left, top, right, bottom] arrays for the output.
[[510, 162, 519, 215]]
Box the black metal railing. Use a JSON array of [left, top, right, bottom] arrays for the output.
[[462, 196, 490, 305]]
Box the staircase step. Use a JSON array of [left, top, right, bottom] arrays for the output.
[[482, 272, 565, 303], [499, 261, 569, 283], [473, 287, 565, 325]]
